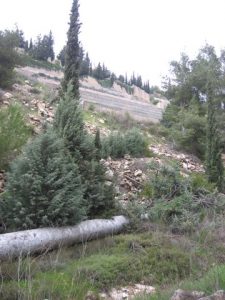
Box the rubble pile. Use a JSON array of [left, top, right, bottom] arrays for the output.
[[1, 83, 55, 133], [101, 155, 149, 202], [149, 144, 204, 173], [171, 289, 225, 300], [85, 122, 111, 136], [99, 284, 155, 300]]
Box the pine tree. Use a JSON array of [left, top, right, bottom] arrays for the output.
[[80, 52, 91, 76], [62, 0, 81, 98], [29, 38, 33, 51], [54, 82, 87, 160], [57, 46, 66, 66], [47, 30, 55, 61], [205, 86, 224, 191], [0, 130, 85, 230]]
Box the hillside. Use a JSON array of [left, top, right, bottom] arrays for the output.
[[1, 63, 225, 299], [15, 66, 166, 123]]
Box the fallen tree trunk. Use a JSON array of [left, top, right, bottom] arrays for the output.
[[0, 216, 129, 261]]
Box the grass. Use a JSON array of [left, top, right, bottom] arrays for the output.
[[1, 229, 225, 299], [0, 103, 32, 169], [19, 53, 62, 71]]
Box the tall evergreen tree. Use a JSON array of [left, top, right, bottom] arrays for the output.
[[57, 46, 66, 66], [205, 84, 224, 191], [54, 83, 115, 217], [80, 52, 91, 76], [62, 0, 81, 98], [0, 30, 20, 88], [47, 31, 55, 61]]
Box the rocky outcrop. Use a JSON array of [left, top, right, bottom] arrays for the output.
[[101, 155, 149, 202], [99, 284, 155, 299], [149, 144, 204, 173], [171, 289, 225, 300]]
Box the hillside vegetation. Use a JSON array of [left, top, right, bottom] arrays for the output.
[[0, 0, 225, 299]]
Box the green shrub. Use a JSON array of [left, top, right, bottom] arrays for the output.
[[144, 163, 190, 200], [144, 163, 225, 233], [102, 132, 126, 158], [0, 130, 86, 230], [102, 128, 148, 159], [124, 128, 148, 157], [0, 104, 31, 169], [162, 105, 206, 159]]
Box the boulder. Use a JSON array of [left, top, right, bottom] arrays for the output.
[[105, 169, 114, 181]]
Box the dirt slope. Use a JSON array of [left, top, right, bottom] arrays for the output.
[[16, 67, 165, 123]]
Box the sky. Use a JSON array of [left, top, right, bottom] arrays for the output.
[[1, 0, 225, 86]]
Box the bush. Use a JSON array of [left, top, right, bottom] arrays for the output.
[[0, 104, 31, 169], [124, 128, 149, 157], [102, 132, 126, 158], [162, 104, 206, 159], [143, 163, 190, 200], [0, 130, 86, 230], [144, 163, 225, 233], [101, 128, 148, 159]]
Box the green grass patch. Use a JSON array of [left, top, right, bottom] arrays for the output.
[[20, 53, 62, 71], [2, 230, 224, 299]]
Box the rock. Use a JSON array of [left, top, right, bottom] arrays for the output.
[[199, 290, 225, 300], [171, 289, 205, 300], [85, 291, 98, 300], [134, 170, 142, 177], [105, 169, 114, 181], [134, 284, 155, 295], [3, 92, 13, 99], [105, 181, 113, 187], [98, 118, 105, 124], [3, 100, 10, 106], [37, 102, 47, 116], [124, 154, 131, 160], [100, 284, 155, 299], [182, 162, 189, 170]]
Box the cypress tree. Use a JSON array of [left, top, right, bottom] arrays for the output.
[[54, 83, 115, 216], [62, 0, 81, 98], [205, 86, 224, 191]]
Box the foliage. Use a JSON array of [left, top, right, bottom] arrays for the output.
[[168, 108, 206, 158], [0, 130, 85, 230], [143, 162, 225, 233], [57, 45, 66, 66], [54, 82, 86, 160], [0, 104, 31, 169], [162, 44, 225, 160], [101, 128, 148, 159], [124, 127, 149, 157], [30, 31, 55, 62], [80, 51, 91, 76], [0, 30, 20, 88], [19, 53, 62, 71], [205, 95, 224, 191], [54, 83, 115, 217], [62, 0, 81, 97]]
